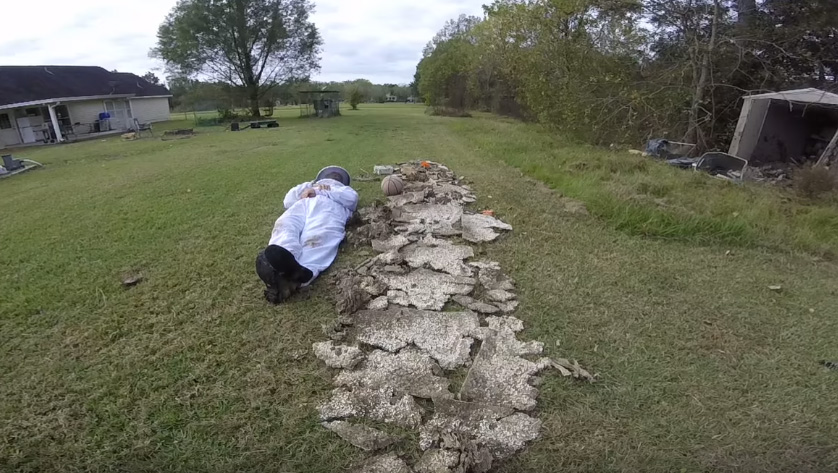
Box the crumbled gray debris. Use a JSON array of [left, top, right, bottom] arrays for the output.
[[414, 449, 459, 473], [486, 316, 524, 333], [379, 269, 475, 311], [350, 308, 480, 369], [494, 300, 519, 313], [459, 334, 547, 411], [486, 289, 515, 302], [313, 341, 365, 369], [318, 386, 424, 428], [389, 190, 428, 207], [461, 214, 512, 243], [373, 250, 404, 265], [402, 237, 474, 277], [419, 398, 540, 460], [367, 296, 389, 310], [350, 453, 413, 473], [372, 234, 411, 253], [469, 301, 500, 314], [322, 421, 400, 451], [471, 261, 515, 292], [335, 349, 453, 399]]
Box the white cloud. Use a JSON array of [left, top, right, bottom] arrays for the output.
[[0, 0, 485, 84]]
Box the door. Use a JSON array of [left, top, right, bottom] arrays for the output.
[[104, 100, 133, 130], [16, 117, 36, 143], [0, 112, 20, 146]]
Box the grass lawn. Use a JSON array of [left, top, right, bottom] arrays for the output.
[[1, 104, 837, 472]]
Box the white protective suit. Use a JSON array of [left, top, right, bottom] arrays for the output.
[[268, 178, 359, 283]]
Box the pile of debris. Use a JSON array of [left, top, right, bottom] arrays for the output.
[[314, 161, 594, 472]]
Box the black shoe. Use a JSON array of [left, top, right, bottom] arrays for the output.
[[256, 250, 296, 304], [265, 245, 313, 284]]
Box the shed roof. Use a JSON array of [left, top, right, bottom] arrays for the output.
[[744, 88, 838, 106], [0, 66, 171, 108]]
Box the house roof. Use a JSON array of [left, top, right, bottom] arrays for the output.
[[744, 88, 838, 106], [0, 66, 171, 108]]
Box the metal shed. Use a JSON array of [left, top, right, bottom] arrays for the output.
[[298, 90, 341, 118], [728, 88, 838, 166]]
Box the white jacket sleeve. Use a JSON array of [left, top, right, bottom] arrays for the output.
[[323, 184, 359, 212], [283, 182, 312, 209]]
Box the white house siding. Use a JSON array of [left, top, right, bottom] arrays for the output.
[[130, 97, 171, 123], [66, 100, 107, 134]]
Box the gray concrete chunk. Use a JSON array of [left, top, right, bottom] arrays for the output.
[[393, 203, 463, 236], [322, 421, 400, 451], [419, 398, 540, 460], [372, 234, 411, 253], [414, 449, 459, 473], [379, 269, 475, 311], [350, 308, 480, 369], [318, 386, 424, 428], [402, 237, 474, 277], [461, 214, 512, 243], [313, 341, 365, 369], [459, 334, 546, 411], [335, 349, 453, 399], [367, 295, 389, 310]]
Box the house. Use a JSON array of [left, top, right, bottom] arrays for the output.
[[385, 93, 398, 102], [0, 66, 171, 148]]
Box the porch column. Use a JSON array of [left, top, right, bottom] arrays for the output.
[[47, 104, 64, 143]]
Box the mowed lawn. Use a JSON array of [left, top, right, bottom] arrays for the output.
[[1, 104, 837, 472]]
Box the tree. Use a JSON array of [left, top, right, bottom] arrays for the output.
[[152, 0, 322, 117], [142, 72, 162, 85], [348, 86, 364, 110]]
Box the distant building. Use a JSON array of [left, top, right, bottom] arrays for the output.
[[385, 93, 398, 102]]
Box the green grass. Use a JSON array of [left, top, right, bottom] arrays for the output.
[[2, 104, 837, 472]]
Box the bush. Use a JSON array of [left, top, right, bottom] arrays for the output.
[[794, 165, 838, 199], [217, 107, 240, 120], [348, 87, 363, 110], [429, 107, 472, 118]]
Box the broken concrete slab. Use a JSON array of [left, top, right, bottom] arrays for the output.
[[486, 316, 524, 333], [392, 203, 464, 236], [470, 261, 515, 292], [379, 269, 475, 311], [461, 214, 512, 243], [486, 289, 515, 303], [318, 386, 424, 428], [313, 341, 365, 369], [459, 334, 546, 411], [401, 238, 474, 277], [367, 295, 389, 310], [389, 190, 428, 207], [350, 308, 480, 370], [335, 270, 374, 315], [494, 300, 519, 313], [322, 421, 400, 451], [419, 398, 541, 460], [372, 234, 411, 253], [350, 452, 413, 473], [451, 294, 500, 314], [413, 449, 459, 473], [335, 349, 453, 399]]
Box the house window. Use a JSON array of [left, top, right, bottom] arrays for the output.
[[0, 113, 11, 129], [25, 107, 40, 116]]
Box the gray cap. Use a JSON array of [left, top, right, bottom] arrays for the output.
[[315, 166, 351, 186]]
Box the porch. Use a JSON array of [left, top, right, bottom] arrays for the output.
[[0, 97, 136, 148]]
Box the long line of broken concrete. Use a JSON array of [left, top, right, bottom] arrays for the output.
[[312, 162, 594, 473]]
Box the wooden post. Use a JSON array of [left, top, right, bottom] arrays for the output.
[[816, 129, 838, 167]]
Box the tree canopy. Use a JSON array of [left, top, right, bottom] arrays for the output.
[[416, 0, 838, 149], [152, 0, 322, 116]]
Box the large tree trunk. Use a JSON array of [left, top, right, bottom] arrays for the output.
[[248, 84, 261, 117]]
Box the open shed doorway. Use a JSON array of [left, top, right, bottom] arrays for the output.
[[729, 88, 838, 166]]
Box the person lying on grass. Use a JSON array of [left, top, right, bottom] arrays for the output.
[[256, 166, 359, 303]]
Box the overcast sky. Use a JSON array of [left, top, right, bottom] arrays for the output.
[[0, 0, 485, 85]]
